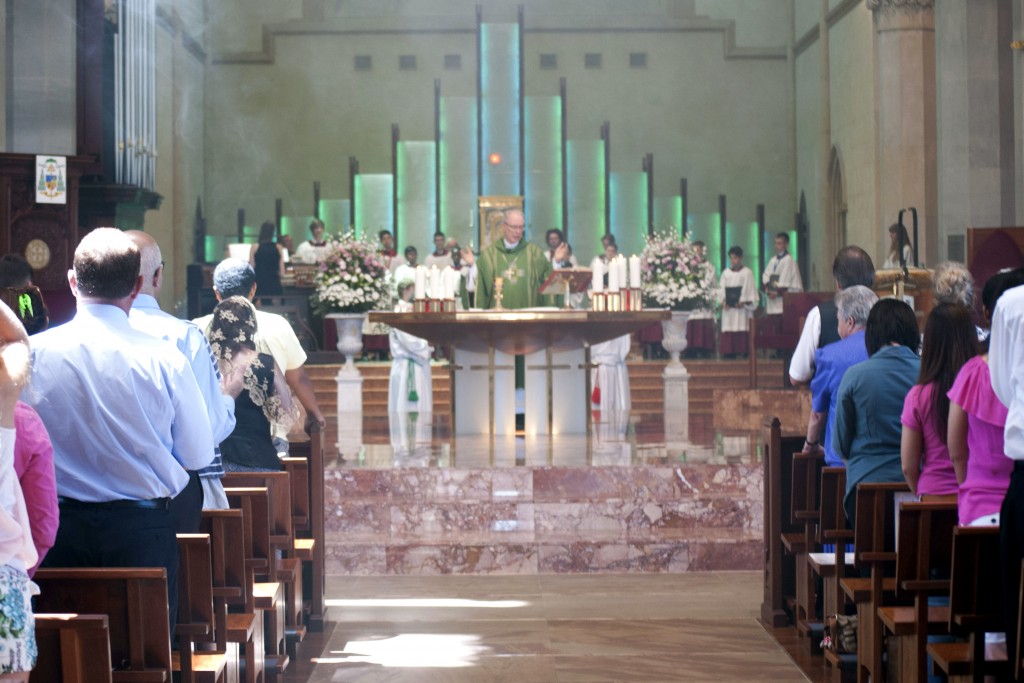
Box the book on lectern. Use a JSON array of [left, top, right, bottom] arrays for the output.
[[539, 268, 593, 296]]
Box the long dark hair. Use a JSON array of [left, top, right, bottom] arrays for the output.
[[918, 303, 977, 443]]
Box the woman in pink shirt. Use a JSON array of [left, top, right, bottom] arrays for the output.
[[901, 303, 977, 498], [948, 270, 1024, 526], [12, 404, 56, 576]]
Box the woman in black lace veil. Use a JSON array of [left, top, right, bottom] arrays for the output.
[[206, 296, 296, 471]]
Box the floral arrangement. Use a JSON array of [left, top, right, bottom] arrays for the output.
[[641, 231, 716, 311], [311, 231, 393, 315]]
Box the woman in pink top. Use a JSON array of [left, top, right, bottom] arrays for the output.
[[901, 303, 977, 497], [12, 404, 56, 576], [947, 270, 1024, 526]]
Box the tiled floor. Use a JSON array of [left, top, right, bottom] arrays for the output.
[[296, 571, 810, 682]]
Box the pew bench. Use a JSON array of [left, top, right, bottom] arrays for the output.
[[34, 567, 172, 682], [926, 525, 1007, 682], [201, 509, 264, 683], [32, 613, 113, 683], [175, 533, 234, 683]]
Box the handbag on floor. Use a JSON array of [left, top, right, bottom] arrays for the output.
[[821, 613, 858, 654]]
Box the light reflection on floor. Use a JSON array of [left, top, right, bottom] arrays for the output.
[[323, 412, 762, 470]]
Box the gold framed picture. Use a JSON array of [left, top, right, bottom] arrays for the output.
[[478, 196, 524, 250]]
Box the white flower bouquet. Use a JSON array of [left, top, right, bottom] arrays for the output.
[[311, 231, 393, 315], [641, 232, 716, 312]]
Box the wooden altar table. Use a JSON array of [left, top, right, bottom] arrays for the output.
[[369, 310, 669, 435]]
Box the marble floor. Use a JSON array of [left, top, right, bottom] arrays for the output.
[[297, 571, 810, 682]]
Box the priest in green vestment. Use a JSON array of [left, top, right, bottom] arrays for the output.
[[470, 209, 566, 309]]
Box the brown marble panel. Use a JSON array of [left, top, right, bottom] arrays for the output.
[[385, 544, 539, 575]]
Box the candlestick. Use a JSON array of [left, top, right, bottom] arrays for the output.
[[592, 258, 604, 293], [629, 255, 642, 288], [494, 276, 504, 310], [608, 260, 620, 293]]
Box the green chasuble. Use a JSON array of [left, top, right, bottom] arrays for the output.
[[476, 240, 553, 310]]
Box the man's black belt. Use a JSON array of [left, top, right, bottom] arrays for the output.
[[57, 496, 170, 511]]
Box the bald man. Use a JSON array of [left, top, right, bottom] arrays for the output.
[[126, 231, 236, 528]]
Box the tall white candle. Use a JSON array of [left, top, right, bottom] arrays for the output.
[[608, 258, 620, 292], [629, 255, 642, 288], [592, 258, 604, 293], [414, 266, 426, 299], [429, 266, 440, 299]]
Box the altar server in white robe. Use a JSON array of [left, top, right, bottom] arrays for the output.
[[718, 245, 758, 358], [388, 280, 433, 413], [590, 334, 631, 415], [761, 232, 802, 316]]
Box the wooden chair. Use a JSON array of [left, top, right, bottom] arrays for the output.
[[877, 501, 957, 683], [34, 567, 172, 682], [761, 416, 807, 627], [32, 613, 113, 683], [850, 481, 910, 683], [175, 533, 232, 683], [201, 510, 264, 683], [927, 526, 1007, 683], [225, 486, 288, 680]]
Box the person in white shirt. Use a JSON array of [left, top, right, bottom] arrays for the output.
[[388, 281, 433, 414], [762, 232, 802, 316], [292, 219, 330, 264], [423, 232, 453, 269], [789, 246, 875, 385], [718, 246, 757, 358], [0, 300, 40, 681], [989, 272, 1024, 664], [882, 223, 914, 270], [393, 246, 419, 297], [545, 229, 578, 269]]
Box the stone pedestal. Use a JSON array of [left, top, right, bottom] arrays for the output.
[[336, 366, 364, 459], [663, 365, 690, 445]]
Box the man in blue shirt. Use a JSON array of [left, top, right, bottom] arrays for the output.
[[27, 228, 214, 632], [805, 286, 877, 465], [127, 230, 235, 528]]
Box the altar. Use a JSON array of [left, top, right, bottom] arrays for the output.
[[369, 309, 669, 436]]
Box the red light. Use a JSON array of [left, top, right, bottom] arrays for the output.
[[488, 153, 502, 166]]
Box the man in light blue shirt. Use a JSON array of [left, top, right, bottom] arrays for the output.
[[27, 228, 214, 632], [805, 286, 877, 465], [127, 231, 235, 527]]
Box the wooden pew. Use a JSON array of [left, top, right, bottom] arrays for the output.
[[34, 567, 172, 682], [175, 533, 232, 683], [761, 417, 807, 627], [784, 450, 826, 633], [201, 510, 264, 683], [808, 467, 856, 678], [225, 486, 288, 681], [850, 481, 909, 683], [284, 423, 327, 631], [927, 526, 1007, 682], [878, 501, 957, 683], [32, 613, 113, 683], [223, 471, 305, 641]]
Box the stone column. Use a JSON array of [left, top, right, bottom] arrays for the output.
[[869, 0, 938, 266]]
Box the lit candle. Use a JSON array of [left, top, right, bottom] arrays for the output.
[[629, 255, 642, 288], [592, 258, 604, 293], [608, 258, 620, 292], [443, 268, 454, 299], [414, 266, 426, 299]]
